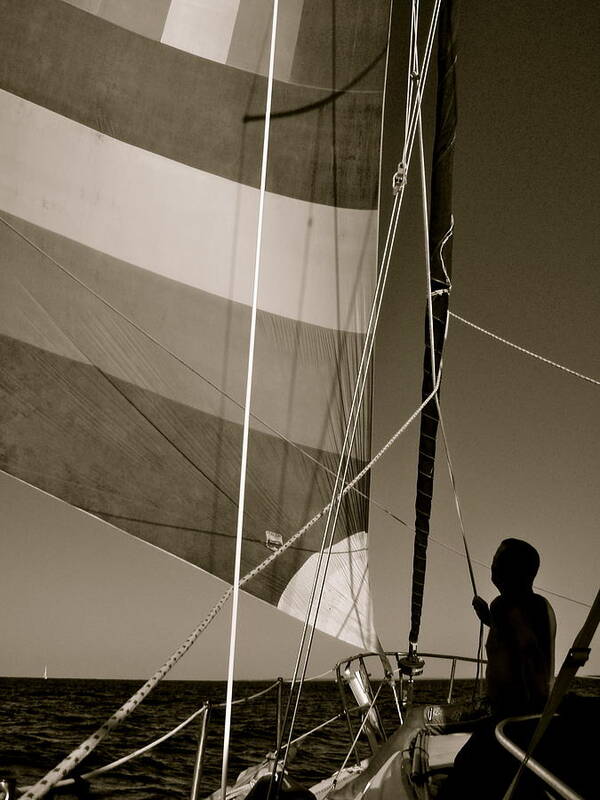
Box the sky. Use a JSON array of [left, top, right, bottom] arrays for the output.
[[1, 0, 599, 684]]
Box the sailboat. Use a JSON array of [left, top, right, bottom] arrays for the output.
[[0, 1, 598, 799], [43, 665, 48, 681]]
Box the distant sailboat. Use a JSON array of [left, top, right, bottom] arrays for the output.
[[43, 665, 47, 680]]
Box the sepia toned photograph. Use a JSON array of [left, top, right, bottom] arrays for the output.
[[1, 2, 598, 799]]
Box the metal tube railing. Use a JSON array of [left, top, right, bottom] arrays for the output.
[[20, 651, 488, 799], [495, 716, 585, 800], [446, 658, 457, 704], [336, 663, 362, 766], [190, 703, 211, 800]]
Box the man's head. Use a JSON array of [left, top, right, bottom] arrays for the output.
[[491, 538, 540, 593]]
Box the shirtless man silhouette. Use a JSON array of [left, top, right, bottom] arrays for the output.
[[440, 538, 556, 798], [474, 537, 556, 718]]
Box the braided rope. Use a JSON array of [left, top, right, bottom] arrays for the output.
[[450, 312, 599, 386], [22, 681, 282, 793], [20, 590, 232, 799], [21, 362, 439, 799]]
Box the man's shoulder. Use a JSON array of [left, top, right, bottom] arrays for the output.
[[489, 596, 515, 624], [533, 593, 557, 623]]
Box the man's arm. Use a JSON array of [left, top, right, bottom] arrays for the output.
[[472, 596, 491, 626]]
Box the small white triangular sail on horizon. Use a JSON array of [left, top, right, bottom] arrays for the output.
[[0, 0, 391, 650]]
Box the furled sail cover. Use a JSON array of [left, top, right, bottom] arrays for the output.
[[0, 0, 390, 649]]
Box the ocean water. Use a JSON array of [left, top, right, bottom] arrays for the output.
[[1, 678, 598, 799]]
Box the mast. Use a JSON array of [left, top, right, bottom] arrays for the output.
[[408, 0, 458, 650]]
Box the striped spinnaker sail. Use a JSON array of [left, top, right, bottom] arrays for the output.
[[0, 0, 390, 649]]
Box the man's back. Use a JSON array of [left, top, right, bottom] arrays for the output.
[[486, 591, 555, 718]]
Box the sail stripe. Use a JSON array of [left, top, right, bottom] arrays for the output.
[[0, 210, 369, 453], [64, 0, 172, 41], [0, 0, 391, 655], [0, 91, 375, 333], [161, 0, 386, 91], [226, 0, 303, 82], [0, 333, 369, 616], [162, 0, 243, 63], [0, 0, 382, 209], [278, 531, 378, 650]]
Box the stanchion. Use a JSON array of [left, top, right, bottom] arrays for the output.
[[190, 703, 210, 800]]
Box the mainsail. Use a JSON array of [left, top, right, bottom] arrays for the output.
[[0, 0, 391, 649]]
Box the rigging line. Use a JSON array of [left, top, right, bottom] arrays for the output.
[[10, 378, 462, 799], [19, 582, 234, 800], [399, 0, 417, 169], [403, 0, 419, 162], [403, 0, 443, 172], [0, 214, 336, 495], [416, 67, 438, 390], [436, 396, 477, 595], [434, 389, 485, 685], [26, 705, 210, 790], [375, 0, 396, 274], [277, 6, 423, 739], [3, 466, 589, 610], [278, 0, 443, 740], [17, 282, 246, 516], [221, 3, 280, 798], [280, 88, 423, 752], [0, 211, 409, 531], [278, 179, 402, 783], [414, 34, 483, 671], [407, 0, 456, 650], [449, 312, 600, 386], [328, 682, 385, 795], [26, 682, 282, 792], [279, 284, 440, 771]]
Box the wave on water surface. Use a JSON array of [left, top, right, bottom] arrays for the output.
[[2, 677, 598, 799]]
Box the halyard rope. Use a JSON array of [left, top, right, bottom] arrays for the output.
[[221, 3, 280, 797], [450, 311, 600, 386]]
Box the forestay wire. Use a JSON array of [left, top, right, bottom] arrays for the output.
[[220, 2, 280, 798]]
